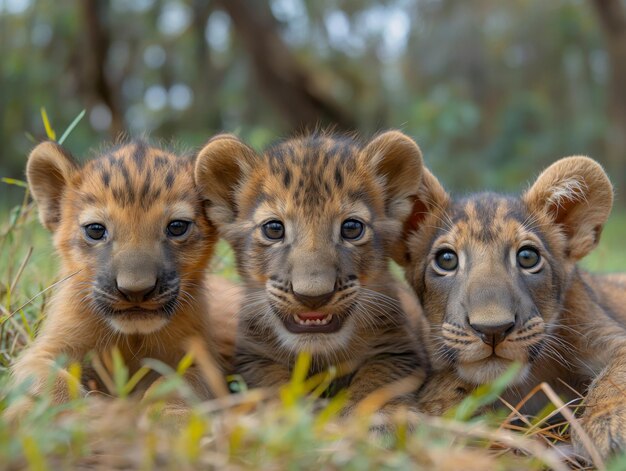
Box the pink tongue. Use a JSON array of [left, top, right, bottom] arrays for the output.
[[297, 312, 328, 320]]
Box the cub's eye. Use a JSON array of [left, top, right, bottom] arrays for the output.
[[435, 249, 458, 271], [167, 220, 190, 237], [84, 223, 107, 241], [262, 220, 285, 240], [517, 247, 541, 270], [341, 219, 365, 240]]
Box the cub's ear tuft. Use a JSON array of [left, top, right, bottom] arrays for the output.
[[361, 130, 424, 221], [194, 134, 258, 225], [523, 156, 613, 260], [26, 141, 78, 232]]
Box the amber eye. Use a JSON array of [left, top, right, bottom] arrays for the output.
[[262, 220, 285, 240], [84, 223, 107, 241], [435, 249, 458, 271], [341, 219, 364, 240], [517, 247, 541, 270], [167, 220, 190, 237]]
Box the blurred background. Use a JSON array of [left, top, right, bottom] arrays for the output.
[[1, 0, 625, 211]]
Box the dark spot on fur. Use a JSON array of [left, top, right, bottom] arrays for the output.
[[154, 155, 167, 168], [283, 168, 291, 188], [132, 141, 147, 169], [140, 180, 152, 208], [165, 171, 175, 189], [112, 187, 127, 206], [334, 167, 343, 187]]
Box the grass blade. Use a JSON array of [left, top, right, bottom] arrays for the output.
[[58, 109, 86, 145], [1, 178, 28, 188], [40, 107, 56, 141]]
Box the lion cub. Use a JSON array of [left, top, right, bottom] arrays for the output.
[[404, 156, 626, 460], [7, 140, 236, 418], [194, 131, 430, 411]]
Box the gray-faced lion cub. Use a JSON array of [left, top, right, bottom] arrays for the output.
[[194, 130, 430, 413], [403, 155, 626, 460]]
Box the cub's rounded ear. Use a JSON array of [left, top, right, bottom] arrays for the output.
[[26, 141, 78, 232], [523, 156, 613, 260], [361, 130, 424, 221], [194, 134, 258, 225], [394, 167, 450, 266]]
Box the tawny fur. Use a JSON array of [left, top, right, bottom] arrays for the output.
[[7, 140, 239, 420], [194, 131, 430, 412], [404, 156, 626, 460]]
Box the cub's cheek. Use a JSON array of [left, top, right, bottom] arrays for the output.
[[415, 369, 472, 415]]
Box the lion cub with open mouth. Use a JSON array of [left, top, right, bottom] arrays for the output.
[[194, 131, 429, 412], [7, 140, 236, 419], [406, 156, 626, 460]]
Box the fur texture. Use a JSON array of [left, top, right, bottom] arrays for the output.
[[404, 156, 626, 460], [195, 131, 430, 411], [7, 140, 234, 419]]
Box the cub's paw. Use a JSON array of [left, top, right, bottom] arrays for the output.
[[575, 404, 626, 461], [415, 372, 471, 415]]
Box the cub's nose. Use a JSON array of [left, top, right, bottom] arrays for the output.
[[470, 320, 515, 347], [293, 290, 335, 309], [116, 278, 158, 303]]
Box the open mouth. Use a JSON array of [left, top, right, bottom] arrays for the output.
[[283, 311, 343, 334]]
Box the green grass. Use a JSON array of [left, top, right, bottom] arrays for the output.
[[2, 183, 626, 470]]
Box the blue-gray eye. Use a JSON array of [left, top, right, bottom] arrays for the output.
[[167, 220, 190, 237], [517, 247, 540, 269], [262, 220, 284, 240], [435, 249, 458, 271], [341, 219, 364, 240], [84, 223, 106, 241]]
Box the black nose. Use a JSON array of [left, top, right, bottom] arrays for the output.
[[470, 320, 515, 347], [293, 290, 335, 309], [116, 280, 157, 303]]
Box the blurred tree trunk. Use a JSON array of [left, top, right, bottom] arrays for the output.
[[591, 0, 626, 204], [190, 0, 224, 132], [215, 0, 355, 132], [79, 0, 124, 137]]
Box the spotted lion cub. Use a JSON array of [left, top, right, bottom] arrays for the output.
[[194, 131, 430, 411], [404, 156, 626, 460], [7, 140, 233, 418]]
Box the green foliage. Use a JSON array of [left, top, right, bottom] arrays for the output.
[[0, 0, 621, 211]]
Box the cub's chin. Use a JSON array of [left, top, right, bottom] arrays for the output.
[[108, 312, 170, 335], [456, 358, 530, 385]]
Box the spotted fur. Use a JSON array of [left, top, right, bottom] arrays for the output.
[[195, 131, 430, 411], [7, 140, 235, 419], [404, 157, 626, 461]]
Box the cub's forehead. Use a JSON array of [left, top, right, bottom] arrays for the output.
[[445, 193, 532, 244], [251, 135, 376, 214], [76, 141, 197, 209]]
